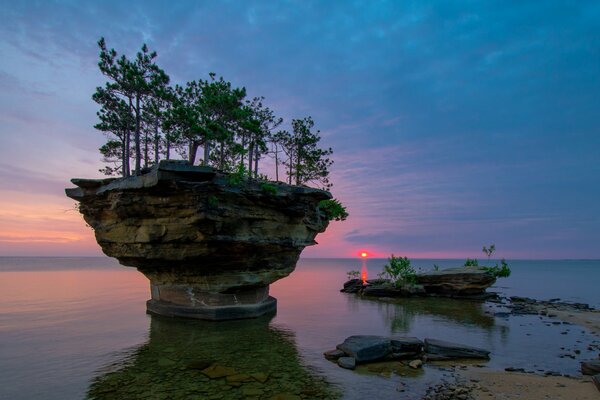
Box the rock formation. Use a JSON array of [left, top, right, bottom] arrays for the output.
[[341, 267, 497, 298], [66, 160, 331, 320]]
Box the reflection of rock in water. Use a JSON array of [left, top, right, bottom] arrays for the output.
[[357, 297, 500, 333], [87, 315, 339, 399]]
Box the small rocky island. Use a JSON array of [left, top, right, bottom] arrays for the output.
[[342, 267, 497, 298], [66, 160, 332, 320]]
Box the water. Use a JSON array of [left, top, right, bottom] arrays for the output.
[[0, 257, 599, 399]]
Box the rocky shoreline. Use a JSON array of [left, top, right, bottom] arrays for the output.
[[328, 292, 600, 398]]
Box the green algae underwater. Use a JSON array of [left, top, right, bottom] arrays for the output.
[[87, 315, 340, 400]]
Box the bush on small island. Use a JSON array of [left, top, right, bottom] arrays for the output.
[[482, 259, 511, 278], [382, 255, 417, 286], [464, 258, 479, 267], [346, 270, 360, 280], [318, 199, 348, 221]]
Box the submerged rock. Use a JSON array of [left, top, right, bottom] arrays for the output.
[[337, 357, 356, 370], [66, 160, 331, 320], [336, 335, 392, 363], [424, 338, 490, 360]]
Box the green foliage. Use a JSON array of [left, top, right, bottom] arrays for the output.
[[482, 259, 511, 278], [346, 270, 360, 280], [208, 195, 219, 207], [382, 255, 417, 285], [464, 258, 479, 267], [226, 164, 248, 187], [318, 199, 348, 221], [260, 183, 278, 195], [482, 244, 496, 260]]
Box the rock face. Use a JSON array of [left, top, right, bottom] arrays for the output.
[[416, 267, 496, 296], [66, 160, 331, 320]]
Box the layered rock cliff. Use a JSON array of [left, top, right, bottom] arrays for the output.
[[66, 160, 332, 319]]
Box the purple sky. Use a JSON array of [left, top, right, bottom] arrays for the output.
[[0, 1, 599, 259]]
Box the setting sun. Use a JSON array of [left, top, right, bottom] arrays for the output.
[[360, 251, 368, 258]]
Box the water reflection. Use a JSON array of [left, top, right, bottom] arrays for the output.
[[87, 315, 339, 399], [352, 296, 500, 333]]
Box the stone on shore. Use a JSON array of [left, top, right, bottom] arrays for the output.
[[408, 359, 423, 369], [424, 338, 490, 359], [581, 360, 600, 375], [337, 357, 356, 370], [336, 335, 392, 363]]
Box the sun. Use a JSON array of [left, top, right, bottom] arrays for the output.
[[360, 251, 368, 258]]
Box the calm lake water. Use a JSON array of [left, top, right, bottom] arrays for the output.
[[0, 257, 599, 399]]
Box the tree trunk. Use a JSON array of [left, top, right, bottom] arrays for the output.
[[203, 140, 210, 166], [254, 142, 259, 178], [274, 144, 279, 182], [134, 96, 141, 175], [125, 128, 131, 177], [121, 134, 127, 178], [154, 115, 159, 165], [189, 141, 199, 165], [248, 140, 254, 176], [295, 144, 301, 185], [143, 129, 148, 169]]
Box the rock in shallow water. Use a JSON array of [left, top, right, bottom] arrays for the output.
[[424, 338, 490, 360], [416, 267, 496, 296], [336, 335, 392, 363], [337, 357, 356, 370], [66, 160, 331, 320]]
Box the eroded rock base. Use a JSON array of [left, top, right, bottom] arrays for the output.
[[146, 296, 277, 320]]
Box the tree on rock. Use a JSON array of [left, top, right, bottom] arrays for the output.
[[279, 117, 333, 189], [95, 38, 169, 176]]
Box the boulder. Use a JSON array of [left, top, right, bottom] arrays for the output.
[[581, 360, 600, 375], [323, 349, 345, 361], [337, 357, 356, 370], [424, 338, 490, 359], [66, 160, 331, 320], [336, 335, 392, 363], [340, 279, 363, 293], [391, 337, 424, 353], [408, 359, 423, 369], [416, 267, 496, 296]]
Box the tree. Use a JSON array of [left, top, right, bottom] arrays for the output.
[[245, 97, 282, 178], [96, 38, 169, 175], [92, 86, 134, 176], [482, 244, 496, 261], [279, 117, 333, 189]]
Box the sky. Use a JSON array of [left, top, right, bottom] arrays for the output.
[[0, 0, 599, 259]]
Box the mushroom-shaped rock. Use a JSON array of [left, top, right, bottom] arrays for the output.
[[66, 161, 331, 320]]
